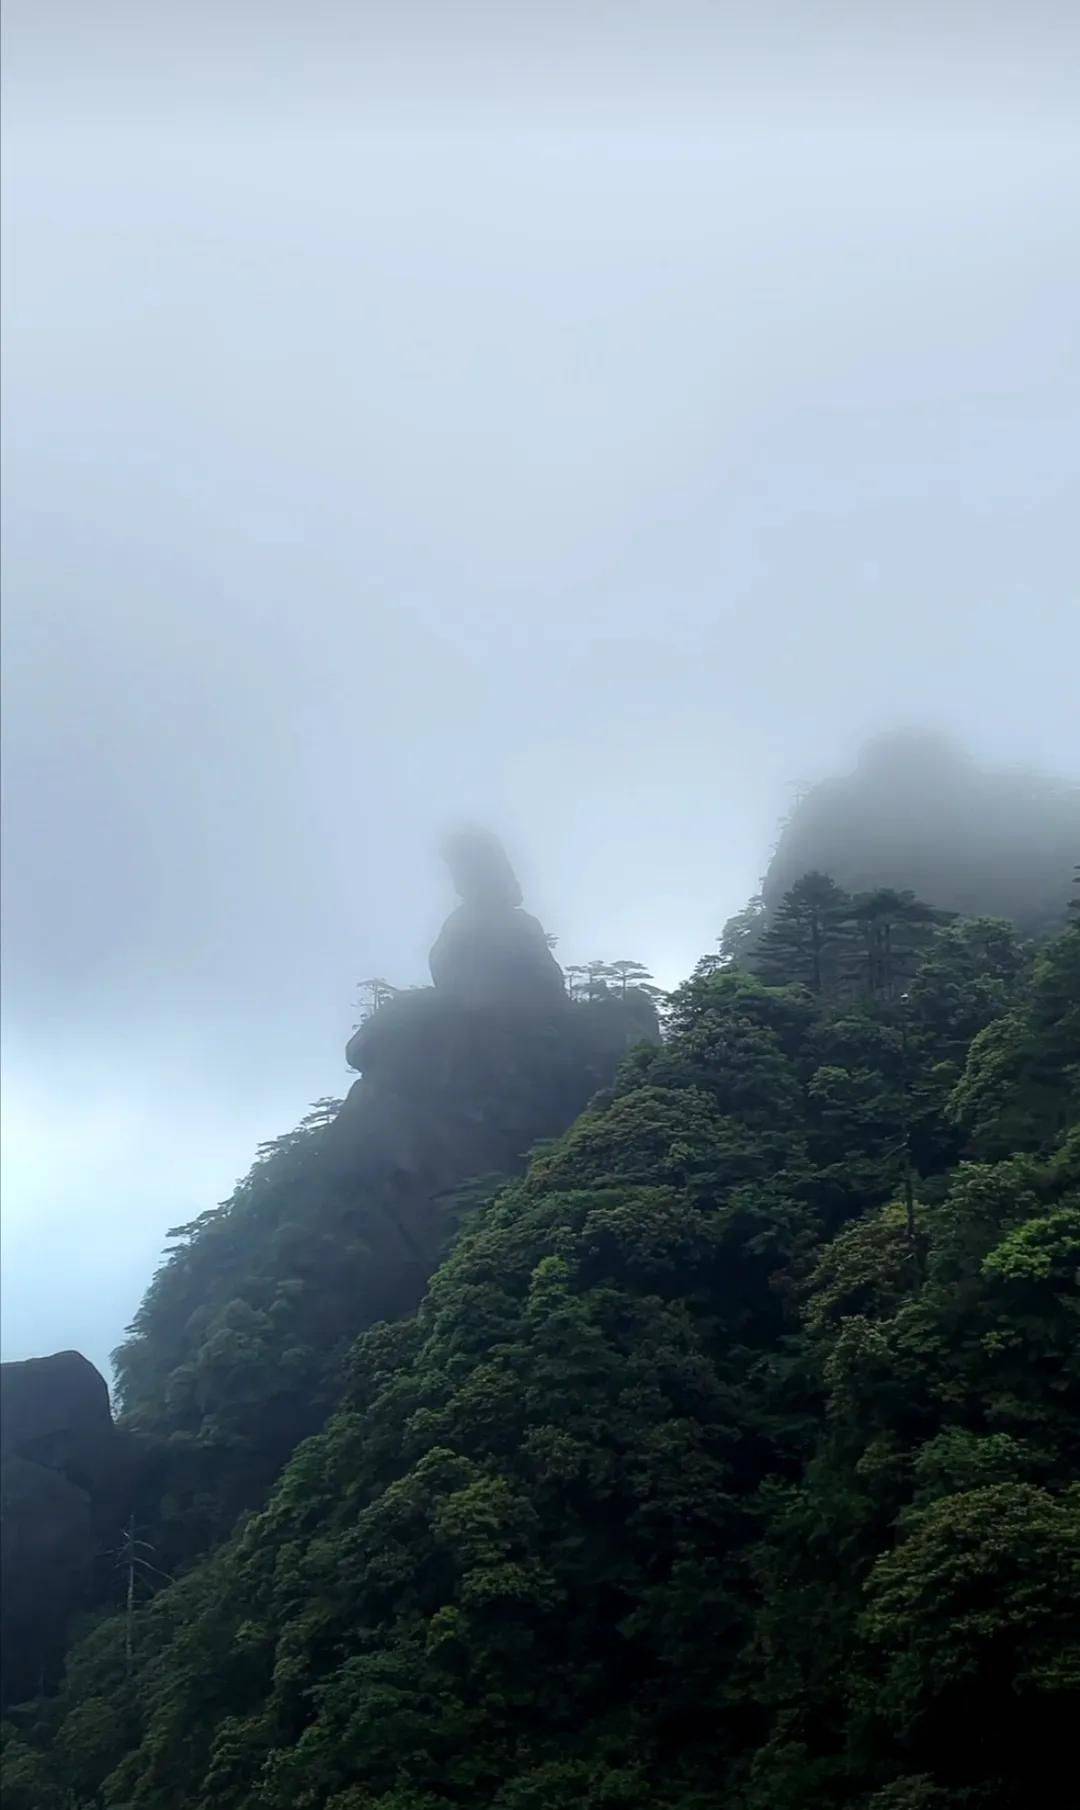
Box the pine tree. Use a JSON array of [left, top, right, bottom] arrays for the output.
[[297, 1097, 343, 1131], [563, 964, 588, 1002], [354, 977, 400, 1021], [609, 959, 654, 996], [753, 871, 853, 992], [584, 960, 616, 1000], [849, 888, 950, 1000]]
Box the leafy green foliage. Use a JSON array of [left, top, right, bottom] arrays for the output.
[[107, 990, 657, 1565], [110, 1105, 376, 1557], [9, 884, 1078, 1810]]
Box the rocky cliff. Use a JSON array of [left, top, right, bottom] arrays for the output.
[[0, 1353, 132, 1704]]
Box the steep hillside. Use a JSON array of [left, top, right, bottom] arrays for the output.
[[7, 887, 1076, 1810], [113, 986, 658, 1562], [0, 835, 658, 1707]]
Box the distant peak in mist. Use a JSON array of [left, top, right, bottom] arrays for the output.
[[764, 730, 1079, 935], [855, 725, 969, 775]]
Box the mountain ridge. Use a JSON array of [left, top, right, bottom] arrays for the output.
[[3, 755, 1077, 1809]]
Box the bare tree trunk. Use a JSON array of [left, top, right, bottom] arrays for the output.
[[125, 1516, 136, 1679]]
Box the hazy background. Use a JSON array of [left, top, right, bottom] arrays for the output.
[[3, 2, 1079, 1378]]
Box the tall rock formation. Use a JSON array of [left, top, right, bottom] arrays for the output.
[[334, 827, 655, 1312], [427, 827, 568, 1008], [0, 1353, 130, 1705]]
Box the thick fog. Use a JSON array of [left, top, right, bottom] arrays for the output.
[[3, 2, 1078, 1378]]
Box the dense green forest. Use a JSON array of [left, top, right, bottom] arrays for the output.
[[3, 875, 1078, 1809]]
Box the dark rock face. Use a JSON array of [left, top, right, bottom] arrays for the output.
[[336, 984, 658, 1321], [0, 1353, 127, 1706], [1, 1459, 93, 1703], [1, 1351, 111, 1480], [429, 903, 567, 1009]]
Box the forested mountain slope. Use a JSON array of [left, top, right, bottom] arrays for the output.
[[5, 891, 1077, 1810], [112, 986, 657, 1564], [0, 836, 658, 1707]]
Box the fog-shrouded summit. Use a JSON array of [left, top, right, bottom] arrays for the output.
[[761, 731, 1080, 937], [5, 0, 1079, 1390]]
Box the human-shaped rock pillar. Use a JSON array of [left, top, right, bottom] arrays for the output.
[[428, 828, 567, 1009]]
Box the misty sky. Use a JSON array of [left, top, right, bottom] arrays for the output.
[[3, 2, 1079, 1379]]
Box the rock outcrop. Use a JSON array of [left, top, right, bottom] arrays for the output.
[[336, 830, 658, 1312], [1, 1350, 112, 1484], [0, 1353, 129, 1705]]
